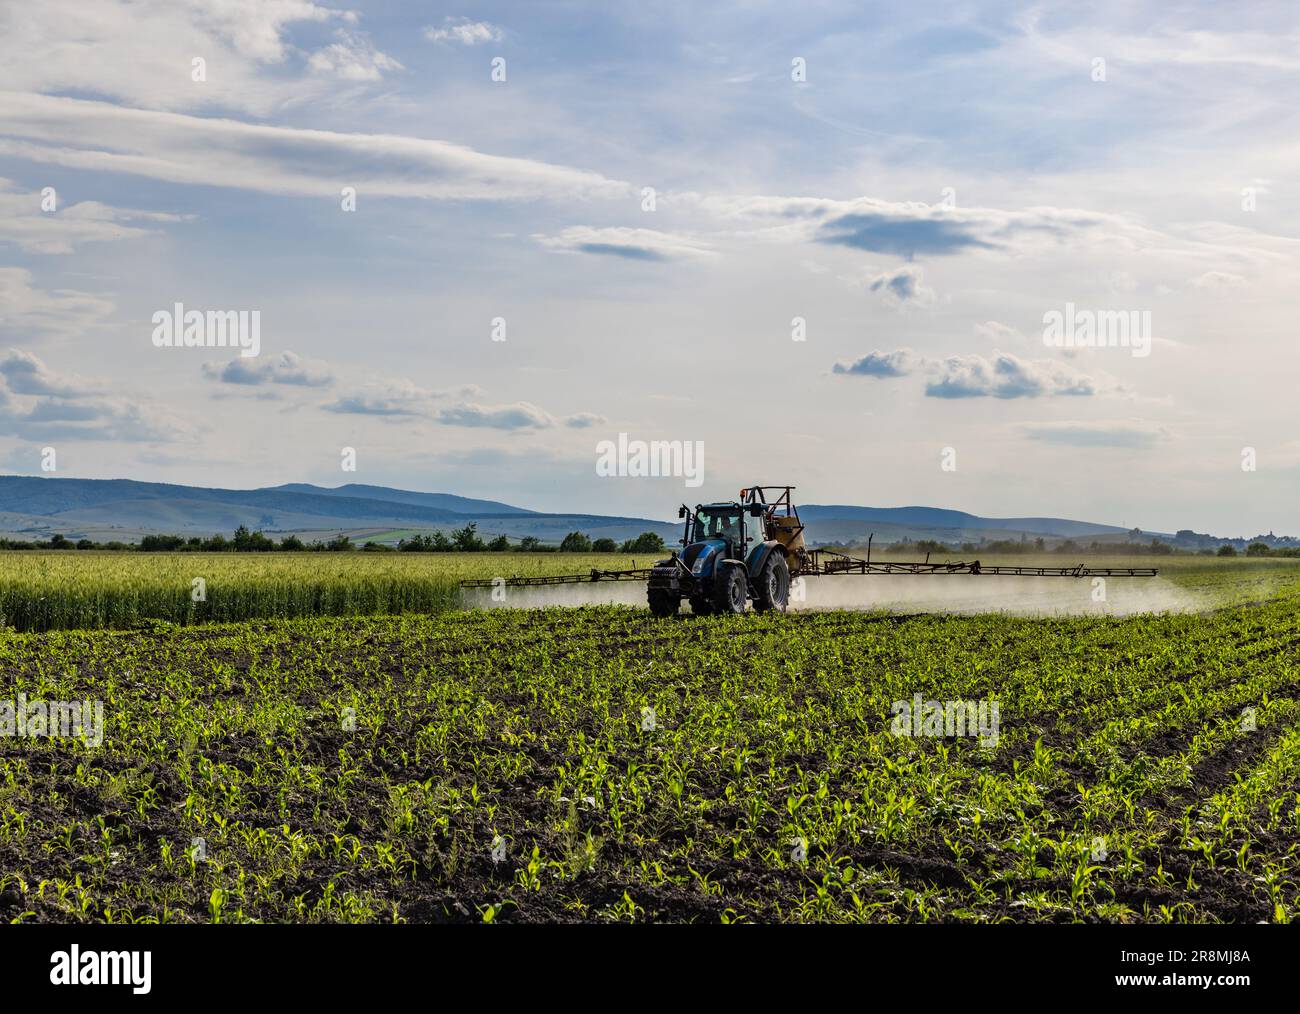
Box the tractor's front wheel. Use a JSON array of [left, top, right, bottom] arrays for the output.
[[647, 587, 679, 617], [753, 552, 790, 613], [713, 564, 748, 615]]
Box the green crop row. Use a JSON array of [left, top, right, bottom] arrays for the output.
[[1, 583, 1297, 923]]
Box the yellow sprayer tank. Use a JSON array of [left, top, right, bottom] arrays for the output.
[[742, 486, 808, 575], [769, 514, 807, 573]]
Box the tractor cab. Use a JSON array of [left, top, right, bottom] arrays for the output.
[[688, 503, 765, 558]]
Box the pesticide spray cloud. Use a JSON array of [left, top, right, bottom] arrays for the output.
[[789, 573, 1200, 617], [463, 582, 651, 611], [463, 573, 1201, 616]]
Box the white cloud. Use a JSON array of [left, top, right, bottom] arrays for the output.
[[832, 348, 920, 378], [0, 348, 95, 396], [424, 18, 504, 46], [0, 349, 182, 441], [926, 351, 1098, 400], [436, 401, 554, 430], [0, 92, 631, 203], [833, 346, 1102, 399], [564, 412, 606, 429], [0, 0, 397, 115], [691, 193, 1168, 259], [534, 226, 716, 261], [202, 351, 333, 387], [866, 264, 936, 306], [0, 179, 189, 254], [319, 370, 589, 432], [322, 380, 447, 417], [0, 268, 114, 340], [307, 30, 404, 81]]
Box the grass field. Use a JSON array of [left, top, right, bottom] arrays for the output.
[[2, 550, 1299, 632], [1, 556, 1298, 923], [0, 551, 645, 632]]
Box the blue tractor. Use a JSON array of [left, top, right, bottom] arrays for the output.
[[460, 484, 1163, 610], [646, 486, 804, 616]]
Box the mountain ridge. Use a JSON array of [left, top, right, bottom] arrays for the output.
[[0, 474, 1182, 546]]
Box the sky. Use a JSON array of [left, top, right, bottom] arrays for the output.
[[1, 0, 1297, 535]]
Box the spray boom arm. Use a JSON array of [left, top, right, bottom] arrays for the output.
[[460, 484, 1158, 589]]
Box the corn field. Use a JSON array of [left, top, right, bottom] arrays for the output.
[[0, 552, 644, 632]]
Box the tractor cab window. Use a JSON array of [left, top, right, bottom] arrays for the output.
[[693, 509, 742, 545]]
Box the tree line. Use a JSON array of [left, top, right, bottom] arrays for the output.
[[394, 525, 665, 554], [881, 537, 1299, 558], [0, 524, 667, 554]]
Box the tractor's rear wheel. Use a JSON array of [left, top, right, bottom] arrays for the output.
[[754, 552, 790, 613], [647, 588, 679, 617], [713, 564, 748, 615]]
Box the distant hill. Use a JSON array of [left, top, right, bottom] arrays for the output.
[[267, 483, 534, 516], [797, 504, 1153, 541], [0, 475, 1174, 547], [0, 476, 678, 545]]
